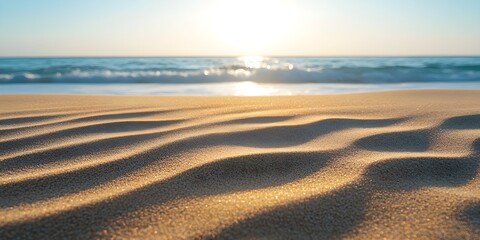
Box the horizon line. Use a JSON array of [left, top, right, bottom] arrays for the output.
[[1, 54, 480, 58]]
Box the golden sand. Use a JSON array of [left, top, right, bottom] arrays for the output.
[[0, 90, 479, 239]]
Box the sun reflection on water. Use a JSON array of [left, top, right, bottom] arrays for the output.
[[234, 81, 275, 96], [238, 56, 266, 69]]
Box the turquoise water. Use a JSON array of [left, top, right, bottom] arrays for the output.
[[1, 56, 479, 95]]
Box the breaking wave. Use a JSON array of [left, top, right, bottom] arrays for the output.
[[1, 56, 479, 84]]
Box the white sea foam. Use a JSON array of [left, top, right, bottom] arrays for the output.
[[0, 57, 479, 84], [23, 73, 40, 80], [0, 74, 14, 80]]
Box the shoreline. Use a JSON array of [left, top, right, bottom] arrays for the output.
[[1, 82, 480, 96]]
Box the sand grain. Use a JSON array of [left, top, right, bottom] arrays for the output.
[[0, 90, 479, 239]]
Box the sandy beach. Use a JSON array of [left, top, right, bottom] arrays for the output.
[[0, 90, 479, 239]]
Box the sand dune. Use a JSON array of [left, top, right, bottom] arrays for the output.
[[0, 90, 479, 239]]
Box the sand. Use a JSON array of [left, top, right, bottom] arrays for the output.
[[0, 90, 479, 239]]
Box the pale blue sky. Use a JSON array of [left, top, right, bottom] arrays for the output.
[[1, 0, 479, 56]]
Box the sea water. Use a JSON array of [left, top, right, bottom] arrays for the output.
[[1, 56, 479, 95]]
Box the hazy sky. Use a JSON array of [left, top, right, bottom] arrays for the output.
[[1, 0, 479, 56]]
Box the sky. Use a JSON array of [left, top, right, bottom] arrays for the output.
[[1, 0, 480, 56]]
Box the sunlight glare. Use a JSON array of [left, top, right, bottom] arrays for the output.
[[209, 0, 296, 55], [234, 81, 273, 96], [239, 55, 266, 69]]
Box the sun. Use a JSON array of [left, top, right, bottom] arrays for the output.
[[207, 0, 297, 55]]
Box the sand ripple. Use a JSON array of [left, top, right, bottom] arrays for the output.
[[0, 91, 479, 239]]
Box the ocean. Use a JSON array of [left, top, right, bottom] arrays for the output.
[[1, 56, 480, 95]]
